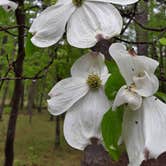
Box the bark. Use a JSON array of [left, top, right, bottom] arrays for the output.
[[81, 139, 129, 166], [27, 80, 37, 123], [81, 143, 166, 166], [19, 82, 24, 110], [0, 36, 8, 55], [81, 143, 112, 166], [0, 80, 9, 120], [159, 45, 165, 92], [4, 1, 25, 165], [54, 75, 61, 146], [55, 116, 60, 147], [37, 91, 44, 113], [92, 39, 112, 60], [37, 74, 47, 113], [135, 1, 148, 56]]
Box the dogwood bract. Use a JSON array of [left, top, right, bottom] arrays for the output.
[[110, 43, 159, 111], [0, 0, 17, 11], [29, 0, 138, 48], [109, 43, 166, 166], [47, 52, 111, 150]]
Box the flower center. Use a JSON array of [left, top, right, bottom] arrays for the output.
[[128, 83, 136, 92], [87, 74, 102, 89], [72, 0, 84, 7]]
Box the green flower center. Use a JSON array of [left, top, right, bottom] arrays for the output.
[[87, 74, 102, 89], [72, 0, 84, 7]]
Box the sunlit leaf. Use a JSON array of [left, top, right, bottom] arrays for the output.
[[101, 107, 124, 161], [105, 60, 125, 100], [156, 92, 166, 102], [25, 33, 40, 56], [159, 38, 166, 45]]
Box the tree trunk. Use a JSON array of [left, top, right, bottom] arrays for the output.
[[55, 116, 60, 147], [4, 1, 25, 165], [37, 92, 44, 113], [81, 139, 129, 166], [159, 45, 165, 92], [27, 80, 37, 123], [0, 80, 9, 120], [37, 74, 47, 113], [19, 82, 24, 110], [135, 1, 148, 56]]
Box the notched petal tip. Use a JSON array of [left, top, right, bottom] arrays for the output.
[[113, 85, 142, 111], [1, 1, 18, 11]]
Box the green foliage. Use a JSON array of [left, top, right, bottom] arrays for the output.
[[105, 60, 125, 100], [159, 38, 166, 46], [156, 92, 166, 103], [28, 146, 39, 164], [101, 107, 124, 161], [25, 33, 40, 57]]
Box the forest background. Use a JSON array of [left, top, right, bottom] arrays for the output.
[[0, 0, 165, 166]]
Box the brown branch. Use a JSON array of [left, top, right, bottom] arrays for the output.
[[114, 37, 154, 45], [0, 25, 29, 30], [120, 4, 137, 35], [133, 18, 166, 32], [0, 76, 43, 81], [0, 51, 57, 82], [0, 25, 29, 36]]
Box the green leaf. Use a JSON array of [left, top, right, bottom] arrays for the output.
[[159, 38, 166, 45], [101, 107, 124, 161], [25, 33, 40, 56], [105, 60, 125, 100], [155, 92, 166, 102]]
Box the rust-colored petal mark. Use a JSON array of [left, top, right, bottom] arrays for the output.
[[144, 148, 150, 160], [128, 48, 137, 56]]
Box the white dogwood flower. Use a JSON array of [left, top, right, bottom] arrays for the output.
[[109, 43, 166, 166], [109, 43, 159, 110], [29, 0, 138, 48], [123, 97, 166, 166], [47, 52, 111, 150], [0, 0, 18, 11]]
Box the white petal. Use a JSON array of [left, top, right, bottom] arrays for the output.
[[135, 56, 159, 74], [71, 52, 109, 84], [109, 43, 159, 85], [47, 77, 89, 116], [101, 73, 111, 86], [0, 0, 18, 11], [64, 89, 111, 150], [109, 43, 135, 84], [113, 85, 142, 111], [123, 97, 166, 165], [122, 109, 145, 166], [29, 2, 75, 47], [67, 2, 122, 48], [56, 0, 73, 5], [133, 72, 159, 97], [88, 0, 139, 5], [143, 96, 166, 159]]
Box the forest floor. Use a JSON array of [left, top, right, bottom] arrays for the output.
[[0, 110, 82, 166]]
